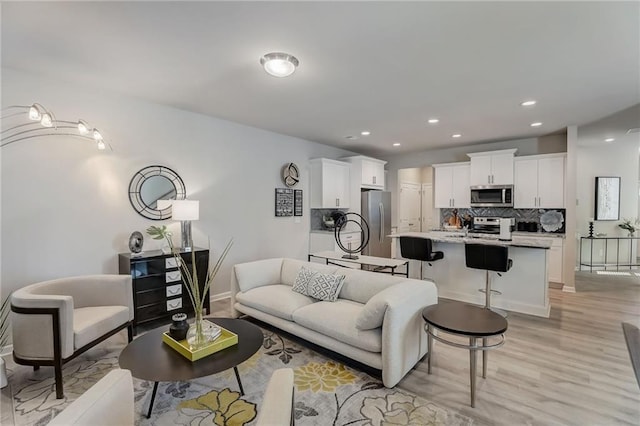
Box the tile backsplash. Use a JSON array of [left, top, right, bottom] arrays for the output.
[[440, 208, 566, 233], [310, 208, 349, 231]]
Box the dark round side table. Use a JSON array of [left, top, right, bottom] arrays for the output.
[[119, 317, 263, 418], [422, 301, 507, 408]]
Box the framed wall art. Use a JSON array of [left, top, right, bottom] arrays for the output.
[[275, 188, 294, 217], [594, 176, 620, 221], [294, 189, 303, 216]]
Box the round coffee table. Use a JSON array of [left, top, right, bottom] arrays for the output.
[[422, 301, 507, 408], [119, 317, 263, 418]]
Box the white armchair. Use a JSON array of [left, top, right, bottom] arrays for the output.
[[11, 275, 134, 398]]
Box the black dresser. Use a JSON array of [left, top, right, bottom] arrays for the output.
[[118, 248, 210, 333]]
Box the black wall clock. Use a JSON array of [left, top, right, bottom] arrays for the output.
[[282, 162, 300, 187]]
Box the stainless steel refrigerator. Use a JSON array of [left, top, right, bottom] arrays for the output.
[[361, 191, 392, 258]]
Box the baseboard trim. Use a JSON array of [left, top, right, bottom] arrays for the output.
[[210, 291, 230, 302], [562, 285, 576, 293]]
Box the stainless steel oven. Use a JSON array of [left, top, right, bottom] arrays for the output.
[[470, 185, 513, 207]]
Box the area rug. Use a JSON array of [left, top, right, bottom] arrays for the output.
[[5, 325, 473, 426]]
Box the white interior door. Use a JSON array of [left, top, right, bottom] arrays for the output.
[[421, 183, 434, 231], [399, 182, 421, 232]]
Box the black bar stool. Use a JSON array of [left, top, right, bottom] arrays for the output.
[[400, 237, 444, 280], [464, 243, 512, 315]]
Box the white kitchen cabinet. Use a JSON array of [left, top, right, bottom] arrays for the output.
[[514, 154, 565, 208], [310, 158, 351, 208], [534, 236, 564, 283], [341, 155, 386, 189], [433, 162, 470, 208], [467, 149, 517, 185]]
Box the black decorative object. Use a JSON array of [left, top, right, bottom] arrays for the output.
[[282, 163, 300, 187], [169, 313, 189, 341], [334, 212, 370, 260], [294, 189, 303, 216], [128, 165, 186, 220], [588, 221, 594, 238], [275, 188, 294, 217], [128, 231, 144, 254], [595, 176, 621, 221]]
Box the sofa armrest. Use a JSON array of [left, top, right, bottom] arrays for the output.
[[11, 292, 75, 360], [230, 259, 283, 318], [255, 368, 294, 426], [49, 369, 134, 426], [380, 280, 438, 387]]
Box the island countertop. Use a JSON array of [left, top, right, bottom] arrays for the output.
[[389, 231, 552, 249]]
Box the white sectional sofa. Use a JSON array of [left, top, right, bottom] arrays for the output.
[[231, 258, 438, 387]]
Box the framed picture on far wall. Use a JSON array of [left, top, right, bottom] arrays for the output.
[[594, 176, 620, 220]]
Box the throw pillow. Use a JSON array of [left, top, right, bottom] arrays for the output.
[[307, 272, 346, 302], [355, 291, 389, 330], [292, 266, 318, 295]]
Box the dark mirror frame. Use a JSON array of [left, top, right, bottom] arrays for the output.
[[594, 176, 621, 221], [128, 165, 186, 220]]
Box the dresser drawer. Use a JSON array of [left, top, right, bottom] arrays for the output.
[[135, 276, 168, 291], [166, 284, 182, 298], [136, 288, 166, 306], [166, 297, 183, 311], [165, 257, 179, 269], [130, 258, 166, 278], [165, 271, 182, 283], [136, 303, 167, 323]]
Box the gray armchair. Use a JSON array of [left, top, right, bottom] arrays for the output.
[[11, 275, 134, 398]]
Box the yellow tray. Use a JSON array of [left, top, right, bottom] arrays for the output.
[[162, 321, 238, 361]]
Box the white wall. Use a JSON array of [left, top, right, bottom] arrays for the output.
[[1, 68, 355, 297]]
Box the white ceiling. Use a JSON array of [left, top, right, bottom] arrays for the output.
[[2, 1, 639, 157]]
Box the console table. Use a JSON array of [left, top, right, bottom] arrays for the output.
[[579, 236, 640, 272], [308, 251, 409, 277]]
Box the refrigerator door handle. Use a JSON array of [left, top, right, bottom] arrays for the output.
[[379, 202, 384, 243]]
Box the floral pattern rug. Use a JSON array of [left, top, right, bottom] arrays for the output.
[[5, 325, 473, 426]]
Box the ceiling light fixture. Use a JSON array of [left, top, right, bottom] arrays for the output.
[[1, 102, 111, 150], [521, 100, 537, 106], [605, 138, 615, 142], [260, 52, 299, 78], [361, 131, 371, 136], [452, 134, 462, 138], [428, 118, 439, 124], [530, 122, 542, 127], [393, 142, 401, 146]]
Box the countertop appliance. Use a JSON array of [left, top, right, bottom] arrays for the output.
[[470, 185, 514, 207], [468, 217, 515, 234], [361, 191, 391, 258]]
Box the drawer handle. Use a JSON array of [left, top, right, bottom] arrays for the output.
[[166, 285, 182, 297], [165, 258, 178, 269], [166, 271, 181, 283], [167, 298, 182, 311]]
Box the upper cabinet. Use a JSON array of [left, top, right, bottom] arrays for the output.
[[433, 162, 470, 209], [341, 156, 386, 189], [467, 149, 517, 185], [310, 158, 351, 208], [514, 154, 566, 208]]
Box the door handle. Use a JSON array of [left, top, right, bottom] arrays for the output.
[[379, 203, 384, 243], [336, 198, 339, 207]]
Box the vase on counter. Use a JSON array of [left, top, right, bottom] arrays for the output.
[[169, 313, 189, 341]]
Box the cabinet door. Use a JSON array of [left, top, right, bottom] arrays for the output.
[[549, 245, 563, 283], [514, 159, 538, 208], [361, 160, 385, 188], [469, 156, 492, 185], [537, 157, 565, 208], [451, 164, 470, 208], [399, 182, 421, 231], [322, 162, 350, 208], [371, 162, 385, 188], [490, 153, 514, 185], [434, 166, 454, 208]]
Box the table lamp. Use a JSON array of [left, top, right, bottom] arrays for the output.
[[172, 200, 199, 251]]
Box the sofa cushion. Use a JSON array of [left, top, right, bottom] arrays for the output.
[[234, 258, 283, 292], [236, 285, 316, 321], [292, 300, 382, 352], [281, 259, 338, 286], [74, 306, 130, 349], [356, 289, 392, 331], [338, 269, 405, 304], [292, 268, 346, 302]]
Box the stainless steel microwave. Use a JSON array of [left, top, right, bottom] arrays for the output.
[[470, 185, 514, 207]]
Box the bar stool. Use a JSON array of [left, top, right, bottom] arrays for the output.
[[464, 243, 512, 315], [399, 237, 444, 280]]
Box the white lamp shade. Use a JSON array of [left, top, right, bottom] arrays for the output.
[[172, 200, 199, 221], [156, 199, 173, 210]]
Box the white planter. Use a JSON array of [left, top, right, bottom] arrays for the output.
[[0, 357, 7, 389]]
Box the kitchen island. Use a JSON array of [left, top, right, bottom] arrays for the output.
[[390, 231, 552, 318]]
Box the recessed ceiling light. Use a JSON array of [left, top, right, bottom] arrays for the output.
[[521, 100, 537, 106], [361, 131, 371, 136], [345, 135, 358, 140], [428, 118, 439, 124], [530, 122, 542, 127], [393, 143, 401, 146], [605, 138, 615, 142], [260, 52, 299, 78], [452, 134, 462, 138]]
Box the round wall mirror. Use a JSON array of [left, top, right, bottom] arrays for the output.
[[128, 165, 186, 220]]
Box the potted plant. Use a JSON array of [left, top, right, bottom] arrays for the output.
[[147, 225, 232, 349], [1, 294, 11, 388], [618, 218, 639, 237]]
